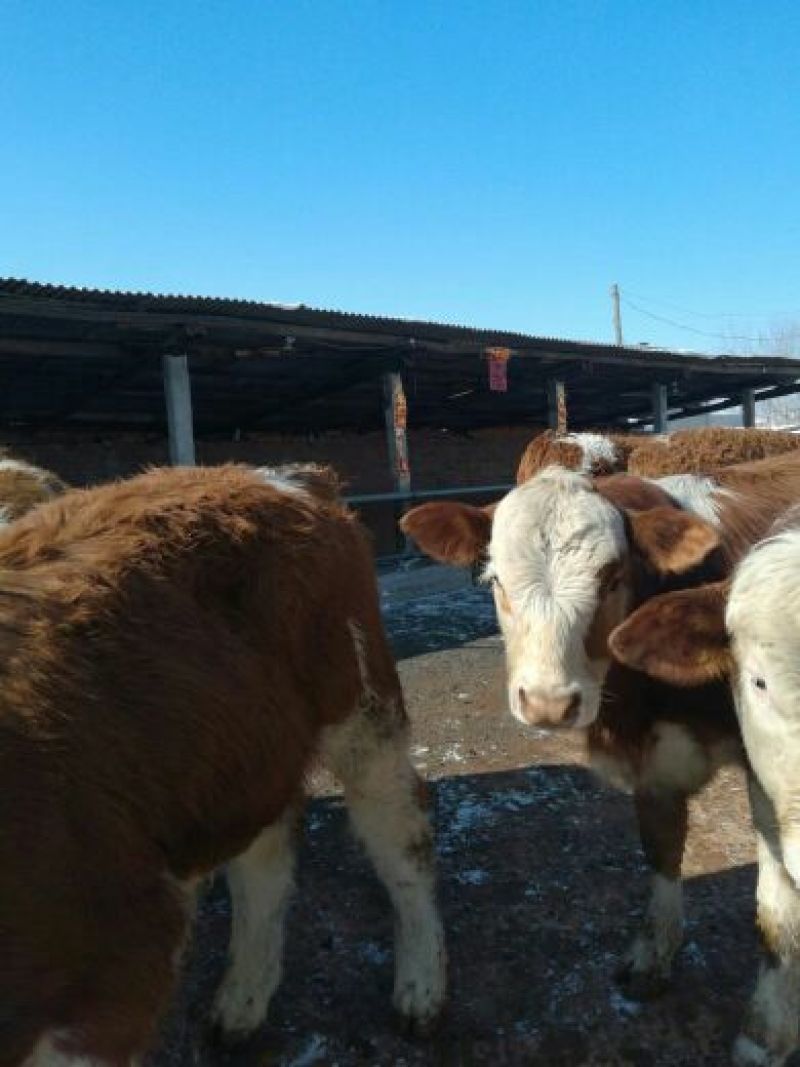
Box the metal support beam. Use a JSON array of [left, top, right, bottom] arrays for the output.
[[742, 387, 757, 428], [162, 354, 196, 465], [346, 483, 513, 506], [652, 382, 668, 433], [547, 379, 567, 433]]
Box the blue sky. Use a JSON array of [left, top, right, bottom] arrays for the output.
[[2, 1, 799, 351]]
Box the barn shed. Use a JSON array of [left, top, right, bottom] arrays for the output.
[[2, 278, 799, 554]]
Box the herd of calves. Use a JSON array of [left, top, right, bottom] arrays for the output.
[[2, 426, 800, 1066]]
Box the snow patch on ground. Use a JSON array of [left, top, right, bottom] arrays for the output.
[[441, 743, 467, 763], [382, 585, 497, 659], [456, 868, 491, 886], [282, 1032, 328, 1066], [359, 940, 391, 965], [609, 987, 642, 1019]]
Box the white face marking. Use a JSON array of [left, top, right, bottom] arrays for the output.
[[485, 467, 628, 728], [563, 432, 620, 473], [728, 529, 800, 723], [727, 529, 800, 849]]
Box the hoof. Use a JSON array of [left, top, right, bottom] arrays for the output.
[[394, 1003, 444, 1040], [614, 960, 671, 1001], [733, 1034, 779, 1066], [393, 983, 445, 1039], [203, 1020, 260, 1056]]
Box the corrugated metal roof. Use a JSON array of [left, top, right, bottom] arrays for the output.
[[0, 275, 717, 361]]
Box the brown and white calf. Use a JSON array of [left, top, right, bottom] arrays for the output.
[[516, 426, 800, 483], [610, 510, 800, 1066], [402, 454, 800, 1010], [1, 464, 445, 1066]]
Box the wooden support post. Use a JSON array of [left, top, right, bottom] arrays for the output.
[[742, 387, 756, 428], [610, 283, 624, 345], [163, 354, 196, 466], [383, 371, 411, 494], [547, 379, 567, 433], [652, 382, 668, 434], [383, 371, 411, 554]]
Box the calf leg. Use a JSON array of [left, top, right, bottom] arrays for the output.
[[735, 777, 800, 1067], [617, 788, 688, 999], [321, 698, 446, 1032], [210, 810, 298, 1045], [25, 877, 188, 1067], [27, 1041, 142, 1066]]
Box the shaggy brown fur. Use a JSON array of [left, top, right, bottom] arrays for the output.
[[627, 426, 800, 477], [516, 426, 800, 484], [0, 464, 415, 1064]]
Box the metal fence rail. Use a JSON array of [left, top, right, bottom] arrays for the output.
[[345, 483, 512, 506]]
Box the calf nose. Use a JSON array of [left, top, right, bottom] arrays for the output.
[[518, 687, 581, 727]]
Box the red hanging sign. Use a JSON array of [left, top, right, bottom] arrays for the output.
[[486, 347, 511, 392]]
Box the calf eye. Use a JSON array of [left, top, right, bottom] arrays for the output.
[[598, 563, 622, 595], [491, 576, 512, 613], [753, 676, 767, 691]]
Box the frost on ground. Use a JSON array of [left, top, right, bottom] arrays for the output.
[[609, 987, 642, 1020], [456, 868, 491, 886], [382, 583, 497, 660], [359, 940, 391, 965], [280, 1033, 327, 1067], [436, 766, 600, 855]]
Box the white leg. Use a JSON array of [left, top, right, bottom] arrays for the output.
[[210, 812, 297, 1044], [617, 788, 687, 998], [322, 702, 446, 1031], [621, 873, 684, 991], [735, 779, 800, 1066], [26, 1035, 142, 1065]]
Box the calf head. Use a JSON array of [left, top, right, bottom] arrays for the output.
[[401, 467, 720, 729]]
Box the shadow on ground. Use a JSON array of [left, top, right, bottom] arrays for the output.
[[151, 764, 758, 1066]]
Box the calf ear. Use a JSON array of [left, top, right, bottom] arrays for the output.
[[400, 502, 493, 566], [628, 507, 720, 574], [609, 581, 731, 686]]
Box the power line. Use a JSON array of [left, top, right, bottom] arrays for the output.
[[620, 296, 770, 343], [623, 287, 800, 322]]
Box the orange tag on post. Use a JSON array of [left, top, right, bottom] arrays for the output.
[[393, 389, 408, 429]]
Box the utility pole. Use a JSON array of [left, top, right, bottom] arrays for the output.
[[610, 283, 623, 346]]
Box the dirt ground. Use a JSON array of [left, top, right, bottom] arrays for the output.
[[149, 583, 765, 1066]]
